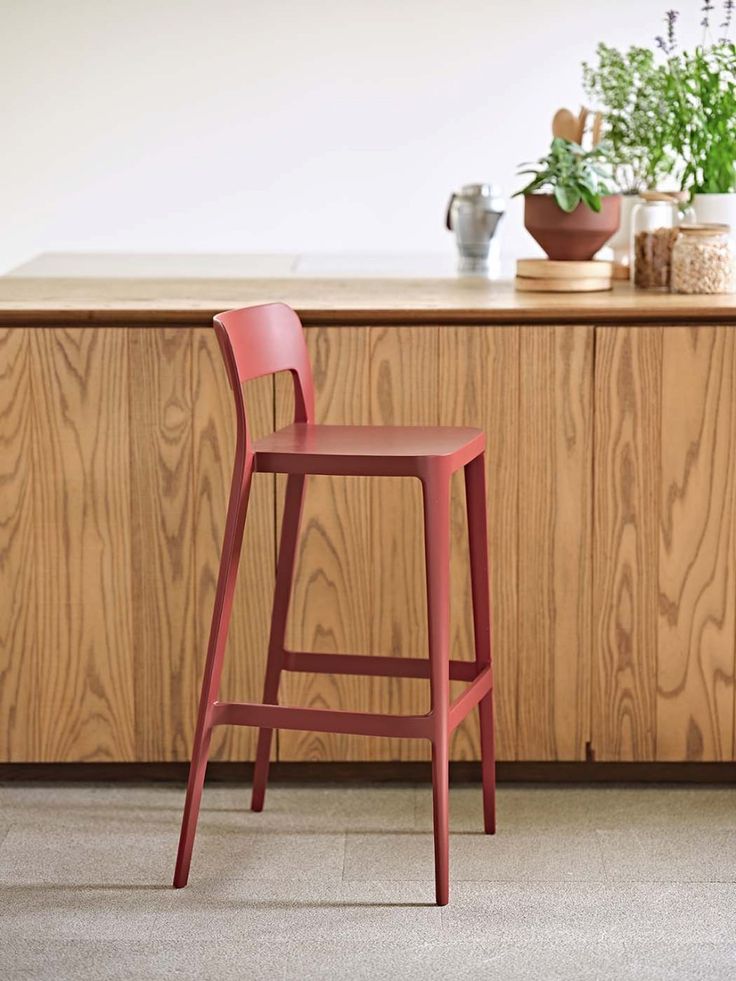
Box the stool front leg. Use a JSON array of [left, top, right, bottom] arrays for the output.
[[174, 462, 252, 888], [464, 452, 496, 834], [251, 473, 307, 812], [422, 472, 451, 907]]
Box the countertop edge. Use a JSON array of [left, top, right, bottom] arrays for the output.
[[3, 307, 736, 327]]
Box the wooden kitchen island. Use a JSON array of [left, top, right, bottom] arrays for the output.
[[3, 253, 736, 769]]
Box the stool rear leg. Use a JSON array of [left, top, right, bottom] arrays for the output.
[[251, 473, 306, 812], [464, 453, 496, 834], [423, 472, 451, 907], [173, 463, 252, 888]]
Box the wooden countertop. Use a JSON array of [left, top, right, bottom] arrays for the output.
[[3, 252, 736, 325]]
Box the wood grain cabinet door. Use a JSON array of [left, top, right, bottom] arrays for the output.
[[593, 325, 736, 762], [1, 327, 136, 762], [131, 327, 275, 763], [277, 325, 521, 762], [276, 326, 374, 762], [656, 327, 736, 761], [439, 325, 519, 762], [518, 325, 593, 761], [0, 328, 40, 761], [0, 326, 276, 763]]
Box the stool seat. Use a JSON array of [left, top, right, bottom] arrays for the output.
[[254, 423, 485, 476]]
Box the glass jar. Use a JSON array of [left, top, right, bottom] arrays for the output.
[[631, 191, 694, 289], [671, 224, 736, 294]]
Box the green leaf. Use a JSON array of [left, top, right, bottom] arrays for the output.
[[580, 186, 603, 212], [554, 185, 581, 212], [515, 131, 618, 206]]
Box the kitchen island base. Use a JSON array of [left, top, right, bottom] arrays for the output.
[[1, 265, 735, 766]]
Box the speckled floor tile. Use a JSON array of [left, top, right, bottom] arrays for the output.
[[597, 829, 736, 882], [1, 782, 734, 981], [344, 828, 604, 882], [442, 881, 736, 944]]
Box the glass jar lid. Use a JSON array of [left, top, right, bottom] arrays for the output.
[[678, 222, 731, 235], [639, 190, 686, 202]]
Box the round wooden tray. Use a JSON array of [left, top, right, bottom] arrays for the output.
[[514, 275, 613, 293], [516, 258, 615, 280]]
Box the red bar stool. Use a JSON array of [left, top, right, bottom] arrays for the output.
[[173, 303, 495, 905]]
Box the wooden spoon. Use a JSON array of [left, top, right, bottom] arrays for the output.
[[575, 107, 589, 145], [591, 111, 603, 146], [552, 108, 579, 142]]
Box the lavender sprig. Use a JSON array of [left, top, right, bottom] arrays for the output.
[[721, 0, 734, 41], [656, 9, 679, 53]]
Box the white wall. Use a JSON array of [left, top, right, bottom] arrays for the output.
[[2, 0, 689, 273]]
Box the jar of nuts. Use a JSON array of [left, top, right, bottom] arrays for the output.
[[631, 191, 693, 289], [671, 224, 736, 294]]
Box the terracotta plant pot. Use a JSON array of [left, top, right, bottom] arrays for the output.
[[524, 193, 621, 261]]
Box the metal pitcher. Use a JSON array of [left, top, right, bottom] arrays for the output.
[[446, 183, 505, 275]]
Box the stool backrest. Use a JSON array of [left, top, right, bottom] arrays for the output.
[[214, 304, 315, 450]]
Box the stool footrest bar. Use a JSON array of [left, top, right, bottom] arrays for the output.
[[448, 666, 493, 733], [283, 650, 479, 682], [210, 700, 432, 739]]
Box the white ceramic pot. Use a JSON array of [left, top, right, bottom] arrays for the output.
[[601, 193, 637, 267], [691, 193, 736, 230]]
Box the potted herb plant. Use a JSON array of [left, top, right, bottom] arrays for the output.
[[658, 4, 736, 227], [582, 4, 736, 239], [582, 43, 673, 265], [515, 138, 621, 261]]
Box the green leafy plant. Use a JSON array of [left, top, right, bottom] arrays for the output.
[[582, 43, 673, 193], [582, 4, 736, 196], [514, 138, 614, 213], [658, 6, 736, 194]]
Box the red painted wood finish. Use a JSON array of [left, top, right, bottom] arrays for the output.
[[173, 303, 495, 905]]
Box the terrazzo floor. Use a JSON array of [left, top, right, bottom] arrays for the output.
[[2, 782, 736, 980]]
